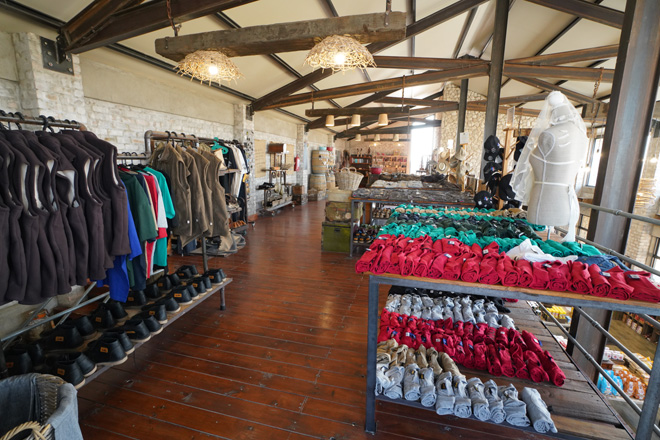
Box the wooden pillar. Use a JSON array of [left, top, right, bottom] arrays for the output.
[[573, 0, 660, 385], [482, 0, 508, 177], [455, 78, 469, 183]]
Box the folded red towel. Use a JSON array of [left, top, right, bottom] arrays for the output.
[[443, 255, 464, 281], [495, 327, 510, 347], [427, 253, 451, 279], [454, 338, 467, 364], [473, 323, 488, 344], [479, 255, 501, 284], [605, 267, 634, 300], [524, 350, 550, 383], [440, 238, 466, 257], [521, 330, 544, 354], [588, 264, 611, 297], [487, 344, 503, 376], [545, 261, 570, 291], [401, 248, 423, 276], [515, 259, 534, 287], [413, 250, 436, 278], [511, 343, 530, 380], [498, 344, 515, 377], [453, 320, 465, 337], [355, 247, 379, 273], [474, 342, 489, 370], [460, 253, 482, 283], [373, 245, 393, 275], [540, 350, 565, 387], [625, 271, 660, 302], [568, 260, 593, 294], [530, 262, 550, 290], [499, 254, 520, 286], [462, 338, 475, 368]]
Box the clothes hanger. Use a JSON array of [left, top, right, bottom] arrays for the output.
[[39, 115, 55, 133], [211, 137, 229, 154]]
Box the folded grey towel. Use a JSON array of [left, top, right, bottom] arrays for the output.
[[485, 312, 501, 328], [453, 304, 464, 323], [383, 366, 404, 399], [421, 297, 434, 308], [467, 377, 490, 421], [421, 307, 432, 320], [462, 306, 476, 324], [403, 364, 421, 401], [399, 305, 412, 316], [419, 368, 436, 407], [484, 380, 505, 423], [435, 372, 455, 415], [485, 301, 498, 314], [443, 297, 454, 308], [501, 314, 516, 329], [375, 364, 388, 395], [444, 305, 453, 318], [431, 305, 444, 321], [453, 375, 472, 419], [521, 387, 557, 433], [499, 384, 530, 427], [472, 298, 485, 310], [475, 311, 486, 324], [385, 294, 401, 312], [459, 296, 472, 309]]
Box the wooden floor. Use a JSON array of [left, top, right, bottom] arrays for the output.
[[77, 201, 631, 440]]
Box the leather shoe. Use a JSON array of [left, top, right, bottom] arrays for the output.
[[107, 300, 128, 321], [204, 269, 225, 284], [5, 346, 33, 375], [125, 290, 148, 308], [103, 329, 135, 355], [120, 321, 151, 343], [40, 323, 84, 352], [155, 296, 181, 314], [139, 304, 168, 324], [85, 336, 128, 367], [156, 276, 173, 291], [127, 316, 162, 335], [171, 286, 193, 305], [53, 359, 85, 389], [70, 316, 96, 340], [90, 304, 116, 330], [144, 283, 161, 300]]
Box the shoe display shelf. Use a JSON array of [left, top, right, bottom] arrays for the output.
[[363, 273, 660, 439], [261, 169, 294, 214]]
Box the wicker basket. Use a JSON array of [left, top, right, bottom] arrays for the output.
[[336, 167, 363, 191], [0, 374, 80, 440]]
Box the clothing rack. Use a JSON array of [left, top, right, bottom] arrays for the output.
[[0, 110, 85, 130]]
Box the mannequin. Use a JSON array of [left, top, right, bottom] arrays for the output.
[[511, 91, 587, 241]]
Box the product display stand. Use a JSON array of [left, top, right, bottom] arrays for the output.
[[364, 273, 660, 439], [261, 169, 293, 213]]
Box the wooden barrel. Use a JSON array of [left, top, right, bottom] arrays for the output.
[[325, 172, 335, 190], [309, 173, 327, 191], [311, 150, 329, 174]]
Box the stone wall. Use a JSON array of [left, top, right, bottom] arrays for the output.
[[438, 83, 537, 176]]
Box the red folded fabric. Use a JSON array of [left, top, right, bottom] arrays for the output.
[[509, 328, 525, 347], [588, 264, 611, 297], [453, 320, 465, 337], [540, 350, 565, 387], [460, 253, 482, 283], [454, 339, 467, 364], [463, 322, 475, 337], [473, 323, 488, 344], [401, 330, 420, 349], [419, 329, 433, 349], [406, 316, 420, 332], [483, 241, 500, 255], [487, 344, 503, 376], [511, 343, 530, 380], [394, 235, 410, 252], [378, 325, 395, 342], [442, 317, 454, 331], [413, 250, 436, 278], [474, 342, 488, 370], [401, 248, 423, 276], [462, 337, 475, 368], [484, 326, 497, 344], [545, 261, 570, 292], [427, 253, 451, 279], [355, 248, 379, 273], [440, 238, 466, 257], [605, 267, 634, 300], [568, 261, 593, 294], [625, 271, 660, 303], [479, 255, 501, 284], [530, 262, 550, 290], [498, 345, 515, 377], [443, 256, 464, 281], [431, 238, 444, 253], [380, 309, 391, 324], [440, 334, 457, 357], [521, 330, 544, 354], [495, 327, 510, 347], [525, 350, 550, 383], [499, 254, 520, 286], [388, 251, 402, 275], [389, 311, 405, 329], [515, 259, 534, 287], [373, 246, 393, 275]]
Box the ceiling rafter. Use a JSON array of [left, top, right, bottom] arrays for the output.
[[511, 77, 600, 105], [372, 56, 487, 70], [503, 63, 614, 82], [523, 0, 623, 29], [507, 44, 618, 66], [62, 0, 259, 53], [251, 0, 489, 112]]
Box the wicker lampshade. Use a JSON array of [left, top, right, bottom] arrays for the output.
[[325, 115, 335, 127], [350, 114, 361, 127], [304, 35, 376, 73], [377, 113, 388, 126], [176, 50, 243, 84]]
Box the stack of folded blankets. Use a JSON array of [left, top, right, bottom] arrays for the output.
[[379, 300, 565, 386], [356, 207, 660, 303], [376, 339, 558, 433]]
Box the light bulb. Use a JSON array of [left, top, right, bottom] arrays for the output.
[[333, 52, 346, 65], [651, 157, 658, 164], [208, 64, 219, 75]]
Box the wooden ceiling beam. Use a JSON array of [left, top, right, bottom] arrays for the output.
[[511, 77, 600, 105], [523, 0, 623, 29], [470, 93, 548, 106], [377, 97, 450, 106], [507, 44, 618, 66], [65, 0, 258, 53], [60, 0, 144, 50], [155, 12, 407, 61], [262, 64, 489, 110], [336, 121, 443, 138], [371, 56, 487, 70], [251, 0, 489, 112], [306, 106, 411, 117], [466, 103, 540, 117], [503, 63, 614, 82]]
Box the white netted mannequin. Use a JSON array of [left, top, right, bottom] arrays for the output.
[[511, 91, 588, 241]]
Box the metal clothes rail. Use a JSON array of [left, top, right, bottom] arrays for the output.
[[363, 273, 660, 439], [0, 111, 85, 130]]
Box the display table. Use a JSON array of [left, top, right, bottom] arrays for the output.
[[364, 273, 660, 439]]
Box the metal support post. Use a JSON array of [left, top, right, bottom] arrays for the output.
[[576, 0, 660, 384], [482, 0, 508, 177], [364, 276, 380, 433], [456, 78, 469, 183]]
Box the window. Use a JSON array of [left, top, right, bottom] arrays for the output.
[[410, 118, 435, 174], [585, 137, 603, 187]]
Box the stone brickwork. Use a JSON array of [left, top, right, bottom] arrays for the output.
[[0, 78, 21, 113], [439, 83, 536, 176]]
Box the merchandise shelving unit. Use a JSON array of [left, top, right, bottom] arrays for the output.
[[363, 272, 660, 439], [372, 155, 408, 174], [350, 155, 372, 184]]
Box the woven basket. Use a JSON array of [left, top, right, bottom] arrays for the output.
[[0, 374, 70, 440], [336, 167, 363, 191]]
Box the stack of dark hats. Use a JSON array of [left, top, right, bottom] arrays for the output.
[[483, 135, 502, 162], [498, 173, 518, 203], [483, 161, 502, 192], [513, 136, 528, 162], [474, 190, 494, 209]]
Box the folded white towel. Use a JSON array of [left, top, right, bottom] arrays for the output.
[[403, 364, 421, 401], [467, 377, 490, 421], [435, 371, 455, 415], [499, 384, 530, 427], [521, 387, 557, 433], [453, 375, 472, 419], [484, 380, 506, 423], [419, 368, 436, 407]]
